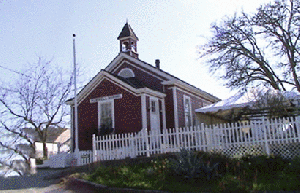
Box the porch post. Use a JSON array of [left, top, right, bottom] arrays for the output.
[[172, 87, 179, 129], [92, 134, 96, 163], [161, 98, 166, 130], [141, 94, 147, 129]]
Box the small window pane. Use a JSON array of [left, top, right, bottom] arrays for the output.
[[151, 101, 156, 113]]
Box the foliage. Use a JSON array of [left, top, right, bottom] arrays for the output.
[[240, 154, 289, 175], [285, 155, 300, 174], [169, 148, 220, 180], [199, 0, 300, 92], [84, 151, 300, 192], [85, 159, 170, 191], [251, 88, 297, 117]]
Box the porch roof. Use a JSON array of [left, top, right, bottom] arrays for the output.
[[195, 88, 300, 120]]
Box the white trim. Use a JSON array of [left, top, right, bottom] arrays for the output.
[[118, 68, 135, 78], [98, 99, 115, 133], [183, 95, 193, 128], [112, 59, 166, 81], [138, 88, 166, 98], [163, 80, 219, 102], [161, 98, 166, 130], [172, 87, 179, 128], [141, 94, 147, 129], [69, 71, 166, 105], [105, 53, 176, 82], [118, 36, 138, 41], [175, 86, 209, 102], [90, 94, 122, 103], [67, 53, 218, 106]]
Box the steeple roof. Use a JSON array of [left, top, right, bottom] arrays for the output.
[[117, 22, 139, 40]]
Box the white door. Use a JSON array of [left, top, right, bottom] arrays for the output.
[[150, 97, 160, 134]]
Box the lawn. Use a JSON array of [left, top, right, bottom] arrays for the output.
[[82, 150, 300, 192]]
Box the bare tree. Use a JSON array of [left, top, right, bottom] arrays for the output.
[[199, 0, 300, 92], [0, 57, 73, 175], [251, 88, 298, 118]]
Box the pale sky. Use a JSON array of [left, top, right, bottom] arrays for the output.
[[0, 0, 272, 100]]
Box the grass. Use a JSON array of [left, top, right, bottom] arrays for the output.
[[82, 152, 300, 193]]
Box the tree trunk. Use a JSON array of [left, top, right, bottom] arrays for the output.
[[43, 142, 47, 159]]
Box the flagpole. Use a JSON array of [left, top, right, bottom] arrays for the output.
[[73, 34, 79, 163]]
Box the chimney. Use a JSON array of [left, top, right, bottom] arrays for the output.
[[155, 59, 160, 69]]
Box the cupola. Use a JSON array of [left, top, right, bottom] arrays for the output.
[[117, 22, 139, 58]]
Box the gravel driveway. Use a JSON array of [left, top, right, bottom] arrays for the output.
[[0, 168, 71, 193]]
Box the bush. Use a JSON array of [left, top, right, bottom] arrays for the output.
[[240, 154, 289, 175], [169, 148, 220, 180], [197, 150, 232, 176], [285, 155, 300, 175]]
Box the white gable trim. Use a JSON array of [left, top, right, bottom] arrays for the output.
[[105, 53, 218, 102], [68, 70, 165, 105], [105, 53, 177, 82], [112, 60, 166, 81]]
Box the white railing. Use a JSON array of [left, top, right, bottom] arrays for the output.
[[92, 116, 300, 162], [77, 150, 93, 166]]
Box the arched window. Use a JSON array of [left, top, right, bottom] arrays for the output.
[[118, 68, 135, 78], [122, 42, 129, 52]]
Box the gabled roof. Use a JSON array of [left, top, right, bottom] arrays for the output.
[[66, 66, 166, 105], [117, 22, 139, 41], [67, 53, 219, 105], [105, 53, 220, 102]]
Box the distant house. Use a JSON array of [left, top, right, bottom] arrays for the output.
[[196, 88, 300, 125], [67, 22, 219, 151], [34, 129, 70, 158], [23, 127, 70, 159]]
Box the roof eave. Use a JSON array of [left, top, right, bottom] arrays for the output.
[[162, 80, 220, 102]]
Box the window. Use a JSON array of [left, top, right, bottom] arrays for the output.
[[151, 100, 156, 113], [184, 95, 192, 127], [118, 68, 135, 78], [122, 42, 129, 52], [98, 101, 114, 135]]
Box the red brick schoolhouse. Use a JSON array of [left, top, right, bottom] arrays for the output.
[[67, 22, 219, 151]]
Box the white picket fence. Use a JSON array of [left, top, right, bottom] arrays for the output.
[[77, 150, 93, 166], [92, 116, 300, 162]]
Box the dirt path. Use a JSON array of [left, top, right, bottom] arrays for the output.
[[0, 168, 69, 193]]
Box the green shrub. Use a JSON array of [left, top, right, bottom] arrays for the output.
[[240, 154, 289, 175], [169, 148, 220, 180], [285, 155, 300, 175], [197, 150, 232, 176]]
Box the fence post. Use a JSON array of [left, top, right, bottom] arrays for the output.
[[296, 116, 300, 140], [262, 117, 270, 156], [92, 134, 96, 163], [162, 128, 167, 153], [202, 123, 210, 152], [142, 128, 148, 157]]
